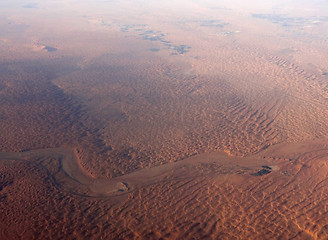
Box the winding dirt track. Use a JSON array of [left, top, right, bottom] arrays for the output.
[[0, 147, 275, 199]]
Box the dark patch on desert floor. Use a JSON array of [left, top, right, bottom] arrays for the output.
[[23, 3, 38, 9], [149, 48, 160, 52], [43, 46, 57, 52], [251, 168, 271, 176]]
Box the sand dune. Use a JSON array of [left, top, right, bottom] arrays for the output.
[[1, 140, 328, 239], [1, 0, 328, 239]]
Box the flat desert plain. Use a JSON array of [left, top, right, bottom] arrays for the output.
[[1, 0, 328, 239]]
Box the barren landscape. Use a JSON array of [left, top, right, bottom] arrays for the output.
[[1, 0, 328, 239]]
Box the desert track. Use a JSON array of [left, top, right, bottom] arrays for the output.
[[0, 147, 273, 198]]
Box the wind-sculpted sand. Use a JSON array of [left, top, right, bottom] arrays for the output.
[[1, 0, 328, 239], [1, 139, 328, 239]]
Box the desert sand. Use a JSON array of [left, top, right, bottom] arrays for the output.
[[1, 140, 328, 239], [1, 0, 328, 239]]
